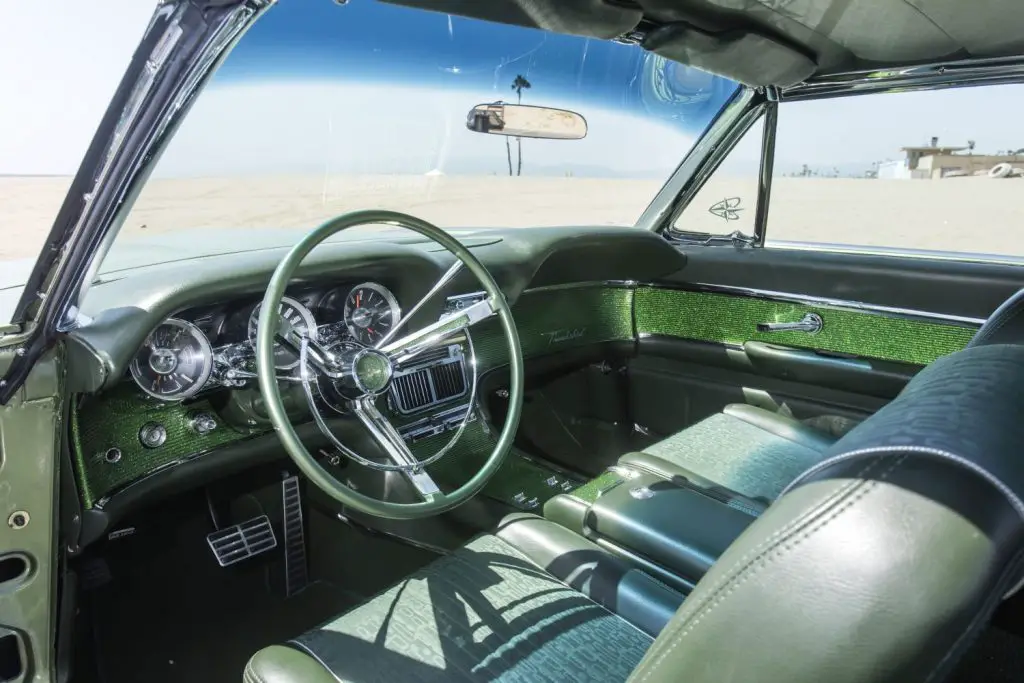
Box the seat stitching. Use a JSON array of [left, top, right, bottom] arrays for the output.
[[974, 305, 1020, 344], [243, 659, 270, 683], [640, 455, 882, 661], [287, 641, 346, 683], [638, 454, 903, 681], [646, 454, 884, 648]]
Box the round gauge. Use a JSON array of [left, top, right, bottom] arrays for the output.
[[247, 296, 318, 371], [344, 282, 401, 345], [130, 318, 213, 401]]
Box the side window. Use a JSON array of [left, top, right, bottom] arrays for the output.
[[672, 116, 764, 237], [767, 84, 1024, 257]]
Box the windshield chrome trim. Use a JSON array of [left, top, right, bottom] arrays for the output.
[[0, 0, 273, 403], [636, 86, 757, 233]]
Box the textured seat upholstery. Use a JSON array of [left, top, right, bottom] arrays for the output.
[[968, 287, 1024, 347], [623, 403, 837, 504], [248, 344, 1024, 683], [246, 515, 682, 683]]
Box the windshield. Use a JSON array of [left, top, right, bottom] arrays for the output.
[[103, 1, 735, 270]]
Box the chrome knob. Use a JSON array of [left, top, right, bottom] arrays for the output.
[[190, 412, 217, 435], [139, 422, 167, 449]]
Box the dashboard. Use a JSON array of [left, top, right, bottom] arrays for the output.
[[63, 225, 685, 531], [129, 280, 404, 401]]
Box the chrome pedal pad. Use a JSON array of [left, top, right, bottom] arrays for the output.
[[207, 515, 277, 567], [281, 476, 309, 596]]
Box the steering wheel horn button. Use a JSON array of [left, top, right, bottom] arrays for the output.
[[352, 349, 394, 395]]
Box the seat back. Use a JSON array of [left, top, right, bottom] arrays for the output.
[[629, 344, 1024, 683]]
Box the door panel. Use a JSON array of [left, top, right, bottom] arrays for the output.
[[634, 285, 976, 366], [676, 244, 1022, 320], [627, 244, 1014, 443]]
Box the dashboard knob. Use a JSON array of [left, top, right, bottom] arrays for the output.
[[138, 422, 167, 449], [190, 412, 218, 435]]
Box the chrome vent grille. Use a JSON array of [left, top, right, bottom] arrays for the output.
[[389, 345, 468, 415]]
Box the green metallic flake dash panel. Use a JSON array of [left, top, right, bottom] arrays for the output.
[[71, 385, 260, 508], [471, 285, 635, 372], [69, 285, 629, 510], [635, 287, 976, 366]]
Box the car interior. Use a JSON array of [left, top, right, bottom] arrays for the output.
[[4, 1, 1024, 682]]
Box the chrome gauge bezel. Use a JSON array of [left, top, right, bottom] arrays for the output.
[[343, 282, 402, 345], [130, 318, 214, 401], [247, 295, 318, 371]]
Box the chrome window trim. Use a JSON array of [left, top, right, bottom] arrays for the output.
[[636, 86, 759, 233], [764, 240, 1024, 268], [658, 281, 985, 327], [515, 280, 984, 327]]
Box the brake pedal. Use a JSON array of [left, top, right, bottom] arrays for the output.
[[281, 475, 309, 596], [207, 515, 277, 567]]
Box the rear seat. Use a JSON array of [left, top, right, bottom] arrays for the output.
[[544, 403, 839, 591], [622, 403, 837, 505]]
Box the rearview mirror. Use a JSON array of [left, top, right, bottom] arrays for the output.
[[465, 103, 587, 140]]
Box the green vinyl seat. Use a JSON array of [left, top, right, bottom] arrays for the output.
[[247, 346, 1024, 683]]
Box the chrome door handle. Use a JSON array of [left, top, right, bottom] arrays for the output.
[[756, 313, 823, 334]]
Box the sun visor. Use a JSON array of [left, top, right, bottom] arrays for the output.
[[643, 22, 816, 87], [378, 0, 642, 40]]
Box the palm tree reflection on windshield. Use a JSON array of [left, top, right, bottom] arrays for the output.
[[511, 74, 532, 176]]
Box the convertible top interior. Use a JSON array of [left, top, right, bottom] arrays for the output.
[[384, 0, 1024, 85]]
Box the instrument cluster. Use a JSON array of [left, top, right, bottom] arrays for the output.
[[129, 281, 402, 400]]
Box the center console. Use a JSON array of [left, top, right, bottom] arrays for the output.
[[544, 465, 759, 592]]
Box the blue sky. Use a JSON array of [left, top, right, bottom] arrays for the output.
[[0, 0, 734, 178], [1, 0, 1020, 178]]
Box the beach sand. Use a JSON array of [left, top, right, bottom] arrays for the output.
[[2, 174, 1022, 263]]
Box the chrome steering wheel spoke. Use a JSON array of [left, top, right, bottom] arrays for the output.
[[351, 396, 442, 501], [380, 297, 495, 366]]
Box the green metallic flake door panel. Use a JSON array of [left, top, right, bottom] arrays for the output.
[[635, 287, 975, 366]]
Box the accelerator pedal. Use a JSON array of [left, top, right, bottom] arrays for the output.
[[207, 515, 277, 567], [282, 475, 309, 596]]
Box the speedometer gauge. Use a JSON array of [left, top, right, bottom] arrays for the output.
[[344, 283, 401, 345], [130, 319, 213, 401], [248, 296, 318, 370]]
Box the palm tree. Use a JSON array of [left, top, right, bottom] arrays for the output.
[[511, 74, 532, 175]]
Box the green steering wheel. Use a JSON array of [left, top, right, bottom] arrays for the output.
[[256, 210, 524, 520]]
